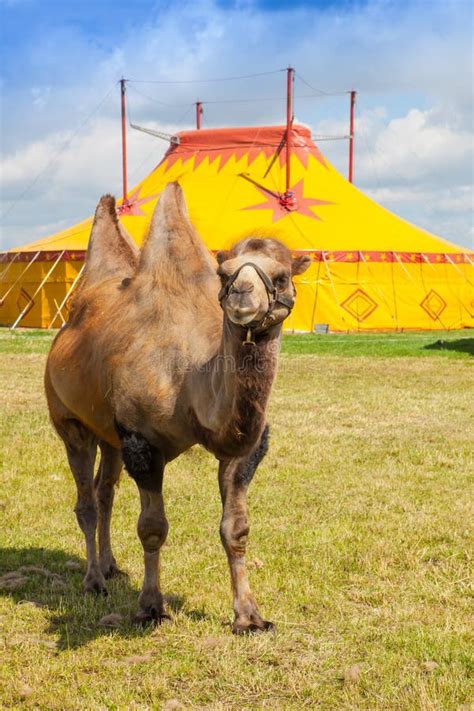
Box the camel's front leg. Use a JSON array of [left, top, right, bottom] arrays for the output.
[[218, 425, 274, 634], [118, 428, 169, 623], [135, 485, 169, 624], [119, 434, 169, 625]]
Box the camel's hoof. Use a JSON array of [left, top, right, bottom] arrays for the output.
[[133, 608, 171, 627], [102, 563, 127, 580], [232, 619, 275, 635], [83, 574, 108, 596]]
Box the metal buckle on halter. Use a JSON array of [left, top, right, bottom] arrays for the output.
[[242, 327, 256, 346]]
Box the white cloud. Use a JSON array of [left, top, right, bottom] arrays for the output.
[[357, 108, 472, 187], [0, 117, 174, 248], [360, 109, 473, 248]]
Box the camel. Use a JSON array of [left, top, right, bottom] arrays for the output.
[[45, 183, 310, 634]]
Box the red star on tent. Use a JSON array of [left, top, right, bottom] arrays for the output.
[[117, 186, 160, 217], [242, 178, 334, 222]]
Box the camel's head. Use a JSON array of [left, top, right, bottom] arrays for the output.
[[216, 238, 311, 331]]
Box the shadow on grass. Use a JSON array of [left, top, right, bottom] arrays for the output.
[[0, 546, 210, 650], [424, 338, 474, 356]]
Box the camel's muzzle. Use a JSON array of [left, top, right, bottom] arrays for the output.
[[218, 262, 295, 344]]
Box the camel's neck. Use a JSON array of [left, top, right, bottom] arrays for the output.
[[196, 319, 281, 457]]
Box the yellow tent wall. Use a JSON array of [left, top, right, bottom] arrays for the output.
[[1, 125, 473, 330], [0, 255, 84, 328]]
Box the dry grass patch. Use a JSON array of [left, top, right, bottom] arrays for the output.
[[0, 331, 473, 709]]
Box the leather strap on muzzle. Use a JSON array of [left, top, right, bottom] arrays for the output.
[[218, 261, 295, 340]]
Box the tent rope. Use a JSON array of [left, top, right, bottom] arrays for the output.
[[48, 263, 85, 329], [11, 251, 65, 329], [0, 251, 41, 305]]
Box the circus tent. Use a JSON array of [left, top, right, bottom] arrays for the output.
[[1, 123, 473, 331]]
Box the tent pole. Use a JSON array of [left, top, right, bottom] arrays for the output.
[[120, 78, 128, 204], [280, 67, 297, 210], [11, 251, 65, 329], [48, 263, 85, 329], [348, 90, 356, 183], [285, 66, 294, 194], [196, 101, 202, 130], [0, 251, 41, 306]]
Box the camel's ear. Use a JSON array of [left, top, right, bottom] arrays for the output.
[[291, 254, 312, 276], [216, 249, 232, 265], [83, 195, 138, 286]]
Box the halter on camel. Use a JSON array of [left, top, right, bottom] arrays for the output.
[[218, 261, 296, 345]]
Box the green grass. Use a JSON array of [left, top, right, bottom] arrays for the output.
[[0, 329, 473, 709], [280, 330, 473, 358], [1, 327, 473, 358], [0, 329, 56, 354]]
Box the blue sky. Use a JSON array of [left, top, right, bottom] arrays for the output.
[[0, 0, 472, 249]]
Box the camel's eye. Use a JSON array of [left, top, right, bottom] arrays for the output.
[[274, 273, 289, 290]]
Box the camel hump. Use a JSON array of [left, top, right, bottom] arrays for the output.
[[83, 195, 139, 286], [137, 182, 216, 279]]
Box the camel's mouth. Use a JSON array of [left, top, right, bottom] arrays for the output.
[[227, 306, 262, 327]]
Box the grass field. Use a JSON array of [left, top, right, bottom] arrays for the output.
[[0, 329, 473, 710]]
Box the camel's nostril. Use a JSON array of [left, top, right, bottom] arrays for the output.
[[230, 284, 254, 295], [226, 285, 264, 325]]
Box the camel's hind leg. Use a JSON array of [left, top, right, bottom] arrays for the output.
[[45, 368, 104, 593], [95, 441, 123, 579], [61, 420, 106, 594]]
